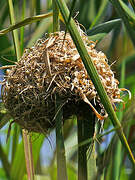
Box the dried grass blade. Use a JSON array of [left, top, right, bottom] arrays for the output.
[[42, 49, 51, 76], [81, 93, 107, 120], [0, 65, 16, 70]]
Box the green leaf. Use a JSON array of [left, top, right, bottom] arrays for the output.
[[31, 134, 45, 167], [87, 143, 97, 180], [0, 12, 53, 36], [119, 167, 128, 180], [119, 0, 135, 22], [110, 0, 135, 46], [8, 0, 21, 59], [0, 168, 7, 180], [90, 0, 108, 28], [88, 33, 107, 42], [67, 164, 76, 180], [87, 19, 122, 36], [77, 106, 95, 179], [10, 141, 26, 180], [0, 142, 10, 178]]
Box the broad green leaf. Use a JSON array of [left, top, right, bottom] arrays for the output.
[[111, 33, 127, 180], [87, 143, 97, 180], [0, 142, 10, 178], [88, 33, 107, 42], [87, 19, 122, 36], [31, 134, 45, 167], [0, 168, 7, 180], [110, 0, 135, 46], [119, 167, 128, 180], [10, 141, 26, 180], [67, 164, 76, 180], [119, 0, 135, 22]]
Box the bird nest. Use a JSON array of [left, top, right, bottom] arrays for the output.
[[1, 27, 130, 133]]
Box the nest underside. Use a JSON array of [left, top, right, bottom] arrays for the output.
[[2, 29, 123, 133]]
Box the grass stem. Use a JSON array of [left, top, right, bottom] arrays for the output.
[[55, 96, 68, 180], [22, 130, 35, 180], [77, 104, 95, 180], [8, 0, 21, 59]]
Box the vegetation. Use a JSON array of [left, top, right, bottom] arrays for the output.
[[0, 0, 135, 179]]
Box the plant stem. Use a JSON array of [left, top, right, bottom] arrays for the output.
[[53, 0, 59, 32], [55, 96, 68, 180], [20, 0, 26, 55], [112, 30, 127, 180], [22, 130, 35, 180], [8, 0, 21, 59], [77, 102, 95, 180], [77, 116, 88, 180]]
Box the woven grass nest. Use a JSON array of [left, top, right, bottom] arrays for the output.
[[1, 27, 130, 133]]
